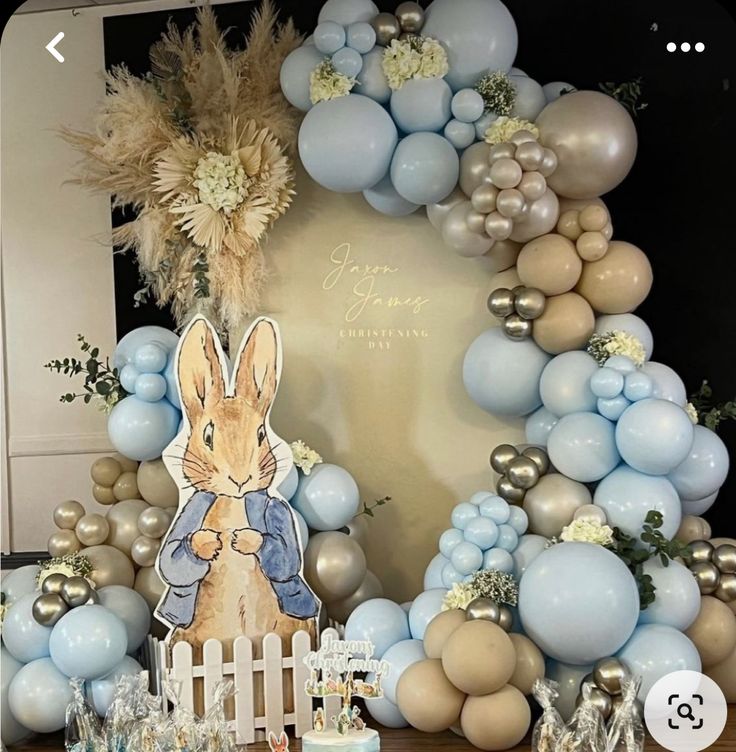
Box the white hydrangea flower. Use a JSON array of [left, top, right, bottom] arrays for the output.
[[193, 152, 248, 214], [560, 518, 615, 546], [309, 60, 356, 104], [484, 116, 539, 145], [417, 38, 449, 80], [291, 440, 323, 475], [442, 581, 477, 611], [382, 36, 448, 90], [686, 402, 700, 424], [604, 331, 646, 366]]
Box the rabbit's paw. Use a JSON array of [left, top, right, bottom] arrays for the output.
[[231, 527, 264, 555], [189, 529, 223, 560]]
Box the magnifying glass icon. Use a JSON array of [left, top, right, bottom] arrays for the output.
[[677, 703, 695, 722]]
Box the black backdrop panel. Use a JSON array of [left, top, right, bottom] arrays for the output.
[[104, 0, 736, 535]]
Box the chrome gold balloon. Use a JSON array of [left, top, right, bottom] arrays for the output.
[[593, 656, 628, 695], [60, 576, 93, 607], [498, 605, 513, 632], [40, 572, 68, 595], [395, 1, 425, 33], [692, 561, 721, 595], [714, 573, 736, 603], [53, 500, 86, 530], [370, 12, 400, 46], [521, 446, 551, 476], [32, 593, 68, 626], [576, 686, 612, 720], [689, 539, 715, 564], [489, 444, 519, 474], [713, 544, 736, 574], [465, 597, 500, 623], [496, 476, 526, 504]]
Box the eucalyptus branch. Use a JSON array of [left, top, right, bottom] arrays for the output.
[[689, 380, 736, 432], [599, 77, 648, 116], [360, 496, 392, 518]]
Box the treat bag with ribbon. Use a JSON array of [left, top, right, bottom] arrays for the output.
[[65, 677, 104, 752], [127, 672, 165, 752], [531, 678, 565, 752], [157, 680, 202, 752], [607, 676, 645, 752], [103, 675, 137, 752], [199, 679, 236, 752], [556, 683, 608, 752]]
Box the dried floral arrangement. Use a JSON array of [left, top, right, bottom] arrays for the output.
[[61, 2, 301, 339]]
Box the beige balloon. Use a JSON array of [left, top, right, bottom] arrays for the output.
[[483, 239, 522, 275], [576, 232, 609, 262], [508, 634, 545, 695], [460, 685, 532, 751], [424, 609, 466, 659], [48, 529, 82, 556], [509, 188, 560, 244], [131, 535, 162, 568], [92, 484, 116, 505], [135, 565, 166, 611], [532, 292, 595, 354], [537, 90, 637, 199], [396, 659, 466, 732], [303, 531, 367, 602], [676, 516, 712, 544], [53, 500, 86, 530], [75, 513, 110, 547], [326, 570, 384, 624], [343, 514, 369, 549], [82, 544, 135, 588], [112, 453, 139, 473], [442, 621, 516, 696], [137, 507, 171, 539], [523, 473, 592, 538], [106, 498, 150, 554], [459, 141, 492, 197], [113, 471, 140, 501], [576, 240, 653, 314], [705, 643, 736, 702], [685, 595, 736, 668], [90, 456, 123, 486], [517, 234, 582, 295], [137, 459, 179, 508]]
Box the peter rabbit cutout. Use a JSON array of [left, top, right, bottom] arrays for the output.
[[155, 315, 320, 650]]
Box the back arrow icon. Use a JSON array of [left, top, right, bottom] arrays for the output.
[[46, 32, 64, 63]]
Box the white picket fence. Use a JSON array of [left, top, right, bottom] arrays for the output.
[[156, 628, 342, 745]]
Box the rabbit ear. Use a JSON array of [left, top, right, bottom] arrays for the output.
[[279, 731, 288, 745], [234, 318, 278, 416], [178, 318, 226, 423]]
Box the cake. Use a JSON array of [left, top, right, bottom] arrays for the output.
[[301, 727, 380, 752]]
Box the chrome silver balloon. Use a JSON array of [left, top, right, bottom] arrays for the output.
[[502, 314, 533, 341], [521, 446, 551, 476], [395, 1, 425, 33], [465, 597, 501, 623], [40, 572, 68, 595], [496, 475, 526, 504], [370, 12, 401, 46], [506, 456, 540, 489], [60, 575, 93, 607], [514, 287, 546, 320], [32, 592, 69, 626], [489, 443, 519, 474], [487, 288, 516, 318]]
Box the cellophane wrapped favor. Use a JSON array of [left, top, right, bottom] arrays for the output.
[[531, 678, 565, 752], [556, 683, 608, 752], [102, 675, 137, 752], [65, 677, 104, 752], [156, 680, 202, 752], [607, 677, 645, 752], [126, 672, 166, 752], [199, 679, 236, 752]]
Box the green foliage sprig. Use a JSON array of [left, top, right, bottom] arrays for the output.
[[360, 496, 392, 518], [599, 77, 648, 116], [475, 71, 516, 115], [609, 510, 691, 609], [689, 380, 736, 432], [44, 334, 126, 411]]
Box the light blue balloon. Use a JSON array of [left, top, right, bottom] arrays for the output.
[[542, 81, 577, 104], [451, 502, 480, 530], [478, 495, 510, 523], [442, 562, 465, 587], [512, 534, 547, 579], [291, 508, 310, 552], [1, 565, 40, 605], [318, 0, 378, 25], [590, 367, 624, 399], [107, 395, 180, 462], [280, 45, 325, 112], [292, 463, 360, 531], [597, 395, 631, 422], [604, 355, 637, 373], [344, 599, 410, 659], [380, 639, 426, 703], [87, 655, 142, 716], [314, 21, 346, 54], [439, 528, 465, 557], [120, 364, 140, 394], [463, 517, 499, 549], [681, 490, 719, 517], [519, 542, 639, 665], [331, 46, 363, 77], [547, 412, 620, 483], [364, 679, 408, 727], [400, 601, 413, 613], [525, 406, 558, 446], [97, 586, 151, 654], [623, 371, 653, 402], [424, 553, 449, 589], [482, 547, 514, 573], [469, 491, 493, 506], [668, 424, 729, 501], [444, 119, 476, 149], [540, 351, 599, 417], [2, 594, 52, 663], [363, 174, 420, 217], [464, 328, 551, 417], [595, 314, 653, 361], [474, 111, 496, 140], [113, 326, 179, 370], [507, 506, 529, 536], [133, 343, 167, 374], [545, 660, 593, 721], [594, 465, 682, 540], [495, 525, 519, 552], [451, 88, 485, 123], [1, 647, 31, 746], [134, 372, 167, 403], [162, 352, 180, 410], [422, 0, 518, 91], [638, 559, 701, 631], [451, 541, 483, 575], [408, 589, 448, 640], [49, 605, 127, 680], [278, 464, 299, 501], [346, 21, 376, 53], [509, 75, 546, 120], [299, 94, 398, 193], [640, 361, 687, 406], [617, 624, 701, 700], [390, 132, 459, 205], [355, 48, 391, 103], [8, 657, 74, 733], [615, 399, 694, 475]]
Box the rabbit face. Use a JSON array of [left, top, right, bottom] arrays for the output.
[[173, 318, 289, 498]]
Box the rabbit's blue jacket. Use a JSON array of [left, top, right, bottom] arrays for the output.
[[156, 490, 318, 628]]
